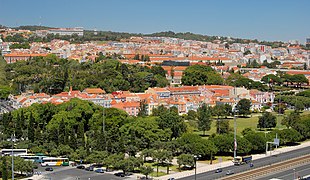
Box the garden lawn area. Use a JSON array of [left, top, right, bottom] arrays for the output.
[[150, 171, 166, 177], [143, 162, 179, 176], [194, 110, 310, 137], [198, 156, 233, 164]]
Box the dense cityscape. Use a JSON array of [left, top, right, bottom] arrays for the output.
[[0, 1, 310, 180]]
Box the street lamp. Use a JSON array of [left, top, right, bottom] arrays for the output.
[[102, 104, 107, 151], [193, 155, 201, 180], [11, 134, 15, 180], [233, 108, 237, 162], [231, 82, 238, 162], [293, 168, 296, 180]]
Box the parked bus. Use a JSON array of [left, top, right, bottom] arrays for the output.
[[41, 157, 69, 166], [0, 149, 27, 156], [20, 155, 47, 163]]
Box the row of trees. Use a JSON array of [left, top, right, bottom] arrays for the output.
[[1, 98, 309, 177], [1, 156, 35, 180], [261, 73, 308, 88], [181, 65, 266, 91], [4, 55, 168, 95]]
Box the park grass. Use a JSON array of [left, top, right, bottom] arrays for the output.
[[194, 110, 309, 137], [198, 155, 233, 164], [150, 171, 166, 177]]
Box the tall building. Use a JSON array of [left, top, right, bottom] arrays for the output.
[[306, 38, 310, 48]]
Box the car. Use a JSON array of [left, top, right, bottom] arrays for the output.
[[41, 163, 48, 167], [215, 168, 222, 173], [167, 178, 175, 180], [226, 170, 234, 175], [45, 167, 53, 171], [76, 165, 85, 169], [95, 168, 105, 173], [114, 172, 125, 177], [250, 163, 254, 167], [85, 166, 94, 171]]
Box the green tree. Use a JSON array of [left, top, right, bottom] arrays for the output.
[[197, 103, 212, 135], [28, 112, 35, 142], [243, 130, 267, 153], [181, 65, 223, 85], [2, 157, 8, 180], [137, 99, 147, 117], [77, 122, 85, 147], [141, 149, 155, 162], [177, 154, 195, 170], [86, 151, 108, 164], [105, 154, 124, 171], [156, 108, 186, 139], [257, 112, 277, 129], [282, 110, 301, 129], [15, 112, 23, 139], [236, 99, 251, 117], [154, 150, 173, 174], [216, 119, 230, 134], [278, 129, 302, 145], [140, 166, 153, 179]]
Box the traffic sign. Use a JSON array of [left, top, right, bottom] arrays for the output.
[[274, 138, 280, 146]]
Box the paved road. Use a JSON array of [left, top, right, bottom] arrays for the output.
[[34, 166, 131, 180], [179, 146, 310, 180], [257, 162, 310, 180]]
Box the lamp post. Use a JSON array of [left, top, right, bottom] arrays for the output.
[[233, 109, 237, 162], [232, 83, 237, 162], [193, 155, 201, 180], [293, 168, 296, 180], [11, 134, 14, 180], [102, 104, 107, 151]]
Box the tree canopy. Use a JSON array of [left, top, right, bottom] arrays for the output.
[[181, 65, 223, 86]]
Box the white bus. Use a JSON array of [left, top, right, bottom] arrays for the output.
[[41, 157, 69, 166], [20, 155, 47, 163], [0, 149, 27, 156]]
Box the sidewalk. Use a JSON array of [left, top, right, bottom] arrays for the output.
[[157, 140, 310, 180]]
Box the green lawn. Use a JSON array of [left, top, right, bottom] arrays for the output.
[[150, 171, 166, 177], [193, 110, 310, 137]]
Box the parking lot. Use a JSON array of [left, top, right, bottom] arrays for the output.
[[31, 164, 135, 180]]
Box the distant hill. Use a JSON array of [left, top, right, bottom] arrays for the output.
[[1, 24, 285, 47]]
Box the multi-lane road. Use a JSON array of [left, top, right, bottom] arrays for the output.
[[258, 163, 310, 180], [180, 146, 310, 180]]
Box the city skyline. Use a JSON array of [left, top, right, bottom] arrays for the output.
[[1, 0, 310, 43]]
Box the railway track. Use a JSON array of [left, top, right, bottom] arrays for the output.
[[220, 154, 310, 180]]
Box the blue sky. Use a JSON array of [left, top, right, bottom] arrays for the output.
[[1, 0, 310, 42]]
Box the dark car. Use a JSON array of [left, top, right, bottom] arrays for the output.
[[76, 165, 85, 169], [215, 168, 222, 173], [167, 178, 175, 180], [114, 172, 125, 177], [226, 170, 234, 175], [95, 168, 105, 173], [45, 167, 53, 171], [85, 166, 94, 171]]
